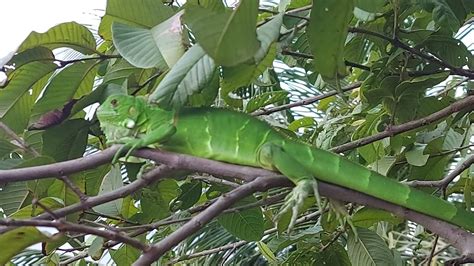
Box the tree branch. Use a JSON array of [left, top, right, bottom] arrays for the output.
[[135, 175, 292, 265], [332, 96, 474, 153], [0, 146, 120, 183], [252, 82, 361, 116], [0, 219, 148, 251], [406, 154, 474, 188], [349, 27, 474, 79], [0, 122, 39, 156]]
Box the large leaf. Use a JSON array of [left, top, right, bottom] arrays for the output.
[[184, 0, 260, 66], [139, 179, 180, 221], [218, 196, 264, 241], [0, 227, 51, 265], [416, 0, 461, 32], [42, 119, 89, 161], [93, 165, 124, 216], [307, 0, 353, 80], [112, 11, 185, 69], [0, 62, 56, 119], [110, 244, 140, 266], [5, 47, 54, 71], [0, 156, 55, 216], [347, 227, 395, 266], [18, 22, 97, 54], [175, 180, 202, 210], [221, 43, 277, 108], [422, 35, 473, 68], [30, 60, 99, 123], [9, 197, 64, 218], [148, 44, 217, 108], [99, 0, 174, 40]]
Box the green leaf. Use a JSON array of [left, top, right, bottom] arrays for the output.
[[222, 43, 277, 108], [269, 224, 322, 252], [93, 165, 123, 216], [347, 227, 395, 266], [6, 47, 54, 71], [423, 35, 472, 68], [353, 207, 403, 228], [355, 0, 387, 13], [0, 227, 51, 265], [313, 243, 351, 266], [0, 156, 55, 216], [87, 236, 105, 260], [110, 244, 140, 266], [102, 59, 143, 85], [48, 176, 85, 222], [99, 0, 174, 40], [0, 182, 29, 216], [307, 0, 353, 80], [112, 11, 185, 69], [405, 145, 430, 167], [18, 22, 97, 54], [0, 62, 56, 119], [417, 0, 461, 32], [184, 0, 260, 66], [257, 241, 278, 264], [0, 139, 18, 158], [370, 156, 396, 175], [140, 179, 180, 221], [245, 91, 288, 113], [30, 60, 99, 123], [288, 117, 315, 132], [410, 156, 450, 181], [42, 119, 89, 161], [175, 180, 202, 210], [218, 197, 264, 241], [9, 197, 64, 218], [149, 44, 217, 108]]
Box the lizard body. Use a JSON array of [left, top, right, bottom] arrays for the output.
[[97, 94, 474, 232]]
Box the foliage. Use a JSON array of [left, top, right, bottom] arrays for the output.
[[0, 0, 473, 265]]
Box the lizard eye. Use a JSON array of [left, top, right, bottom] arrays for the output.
[[110, 99, 118, 107]]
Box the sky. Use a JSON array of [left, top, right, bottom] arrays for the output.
[[0, 0, 106, 64]]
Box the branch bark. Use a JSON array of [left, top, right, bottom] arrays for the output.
[[252, 82, 361, 116], [332, 96, 474, 153], [0, 219, 148, 251], [134, 175, 292, 265]]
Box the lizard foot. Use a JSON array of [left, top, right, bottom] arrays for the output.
[[276, 179, 321, 232]]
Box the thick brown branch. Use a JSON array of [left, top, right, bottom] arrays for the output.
[[0, 146, 120, 183], [135, 176, 292, 265], [0, 219, 148, 251], [332, 96, 474, 153]]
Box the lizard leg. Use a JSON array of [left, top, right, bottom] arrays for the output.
[[258, 143, 322, 231], [111, 124, 176, 164]]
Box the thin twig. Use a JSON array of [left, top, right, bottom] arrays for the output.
[[0, 122, 39, 156], [332, 96, 474, 153], [406, 155, 474, 188], [168, 210, 323, 264], [0, 219, 148, 251], [426, 235, 440, 265], [252, 82, 361, 116], [135, 175, 292, 264], [58, 176, 88, 202]]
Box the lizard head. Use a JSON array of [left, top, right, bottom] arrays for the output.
[[97, 94, 147, 142]]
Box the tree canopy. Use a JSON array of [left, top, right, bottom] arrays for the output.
[[0, 0, 473, 265]]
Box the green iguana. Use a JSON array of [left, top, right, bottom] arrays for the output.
[[96, 94, 474, 232]]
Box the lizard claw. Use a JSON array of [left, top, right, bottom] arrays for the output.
[[276, 179, 319, 232]]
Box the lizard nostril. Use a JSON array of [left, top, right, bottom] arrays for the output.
[[110, 99, 118, 106]]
